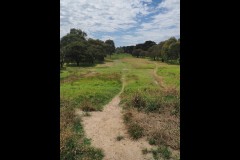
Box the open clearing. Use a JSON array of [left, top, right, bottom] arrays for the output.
[[60, 54, 180, 160]]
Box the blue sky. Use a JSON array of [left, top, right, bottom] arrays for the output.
[[60, 0, 180, 47]]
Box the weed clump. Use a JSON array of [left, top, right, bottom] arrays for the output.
[[159, 146, 171, 159], [128, 123, 144, 139], [116, 135, 124, 141], [131, 92, 146, 110]]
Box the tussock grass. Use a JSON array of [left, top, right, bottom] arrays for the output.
[[127, 123, 144, 140]]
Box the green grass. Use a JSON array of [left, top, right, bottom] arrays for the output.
[[61, 75, 121, 110], [157, 65, 180, 88], [60, 59, 123, 111]]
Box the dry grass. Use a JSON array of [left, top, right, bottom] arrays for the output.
[[60, 108, 76, 152], [96, 62, 114, 68], [60, 71, 100, 84], [123, 107, 179, 150], [122, 58, 155, 69], [122, 80, 180, 151], [81, 101, 97, 112]]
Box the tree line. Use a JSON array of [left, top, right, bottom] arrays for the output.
[[60, 28, 115, 68], [116, 37, 180, 64]]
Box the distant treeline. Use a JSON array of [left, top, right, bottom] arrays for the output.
[[116, 37, 180, 64], [60, 28, 180, 68], [60, 28, 115, 67]]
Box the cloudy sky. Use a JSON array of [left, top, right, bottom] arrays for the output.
[[60, 0, 180, 47]]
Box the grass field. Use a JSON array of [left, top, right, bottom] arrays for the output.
[[60, 53, 180, 160]]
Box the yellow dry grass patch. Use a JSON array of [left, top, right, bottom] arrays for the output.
[[124, 108, 179, 150]]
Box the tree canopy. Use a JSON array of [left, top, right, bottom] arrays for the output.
[[118, 37, 180, 64], [60, 28, 116, 67]]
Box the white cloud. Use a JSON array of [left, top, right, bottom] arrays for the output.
[[60, 0, 152, 37], [60, 0, 180, 47], [119, 0, 180, 46]]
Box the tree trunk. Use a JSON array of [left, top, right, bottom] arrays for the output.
[[76, 62, 79, 66], [60, 62, 63, 68]]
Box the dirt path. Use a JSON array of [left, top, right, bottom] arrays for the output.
[[77, 74, 153, 160], [153, 62, 166, 89]]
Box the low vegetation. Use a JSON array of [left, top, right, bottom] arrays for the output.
[[60, 103, 104, 160], [60, 56, 125, 159], [119, 57, 180, 158], [60, 46, 180, 159]]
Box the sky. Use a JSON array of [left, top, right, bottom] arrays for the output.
[[60, 0, 180, 47]]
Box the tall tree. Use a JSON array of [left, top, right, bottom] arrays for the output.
[[168, 42, 180, 60], [132, 49, 142, 58], [148, 45, 159, 60], [88, 39, 107, 62], [60, 28, 87, 48], [64, 41, 87, 66], [105, 40, 115, 58], [161, 37, 177, 62]]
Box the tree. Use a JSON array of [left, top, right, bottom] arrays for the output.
[[161, 37, 177, 62], [70, 28, 87, 38], [158, 41, 165, 61], [60, 28, 87, 48], [168, 42, 180, 60], [88, 39, 107, 62], [122, 46, 134, 54], [148, 45, 159, 60], [132, 49, 142, 58], [135, 41, 156, 51], [105, 40, 115, 57], [65, 41, 87, 66], [115, 47, 124, 53], [140, 50, 148, 58]]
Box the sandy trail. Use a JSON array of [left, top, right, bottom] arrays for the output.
[[153, 63, 166, 89], [77, 75, 153, 160]]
